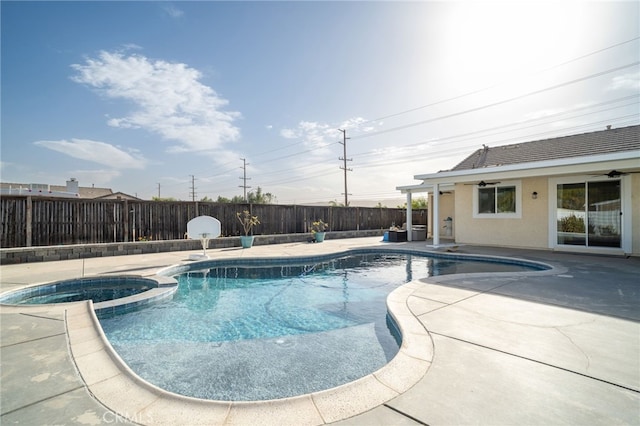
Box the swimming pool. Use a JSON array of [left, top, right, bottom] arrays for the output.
[[99, 251, 545, 401]]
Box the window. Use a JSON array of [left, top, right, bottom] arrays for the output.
[[473, 181, 521, 218], [497, 186, 516, 213], [478, 188, 496, 213], [556, 180, 621, 248]]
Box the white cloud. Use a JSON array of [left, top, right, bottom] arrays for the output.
[[121, 43, 143, 51], [280, 128, 296, 139], [280, 117, 375, 153], [34, 139, 146, 169], [338, 117, 376, 133], [162, 4, 184, 18], [609, 72, 640, 91], [70, 51, 240, 153], [279, 121, 335, 156]]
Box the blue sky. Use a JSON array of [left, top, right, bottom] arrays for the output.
[[2, 1, 639, 204]]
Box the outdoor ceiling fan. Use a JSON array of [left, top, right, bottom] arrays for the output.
[[595, 170, 640, 178], [464, 180, 501, 187]]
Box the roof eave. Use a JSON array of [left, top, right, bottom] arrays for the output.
[[413, 150, 640, 183], [398, 150, 640, 193]]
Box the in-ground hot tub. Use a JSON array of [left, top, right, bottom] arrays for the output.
[[0, 275, 178, 316]]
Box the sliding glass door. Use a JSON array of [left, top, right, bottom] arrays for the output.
[[556, 180, 621, 248]]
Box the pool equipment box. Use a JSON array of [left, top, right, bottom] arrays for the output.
[[387, 230, 407, 242]]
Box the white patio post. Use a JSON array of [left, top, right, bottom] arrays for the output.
[[433, 183, 440, 246], [406, 191, 413, 241]]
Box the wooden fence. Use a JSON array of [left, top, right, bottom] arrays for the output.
[[0, 196, 427, 248]]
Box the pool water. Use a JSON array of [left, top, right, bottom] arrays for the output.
[[99, 253, 539, 401]]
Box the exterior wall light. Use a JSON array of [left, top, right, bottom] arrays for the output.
[[532, 191, 538, 199]]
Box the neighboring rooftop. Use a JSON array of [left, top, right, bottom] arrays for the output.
[[0, 178, 115, 199], [452, 125, 640, 171]]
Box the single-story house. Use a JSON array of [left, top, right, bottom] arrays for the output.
[[93, 191, 142, 201], [397, 124, 640, 256], [0, 178, 138, 200]]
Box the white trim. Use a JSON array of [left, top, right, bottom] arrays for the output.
[[472, 180, 522, 219], [547, 178, 556, 250], [433, 183, 440, 246], [622, 174, 632, 254], [397, 151, 640, 193], [414, 150, 640, 180], [406, 192, 413, 242]]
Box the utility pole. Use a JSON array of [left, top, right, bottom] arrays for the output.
[[189, 175, 197, 202], [239, 158, 251, 202], [338, 129, 352, 206], [157, 183, 161, 199]]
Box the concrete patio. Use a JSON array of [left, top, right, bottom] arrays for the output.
[[1, 237, 639, 425]]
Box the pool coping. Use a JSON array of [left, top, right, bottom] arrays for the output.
[[4, 246, 559, 425]]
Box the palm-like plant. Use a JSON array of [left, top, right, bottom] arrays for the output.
[[237, 210, 260, 236], [310, 219, 328, 233]]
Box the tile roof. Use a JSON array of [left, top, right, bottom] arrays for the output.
[[451, 125, 640, 171]]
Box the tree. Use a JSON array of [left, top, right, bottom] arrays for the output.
[[200, 196, 213, 202], [215, 195, 244, 203], [247, 187, 276, 204], [397, 197, 428, 209], [214, 188, 276, 204], [152, 196, 177, 201]]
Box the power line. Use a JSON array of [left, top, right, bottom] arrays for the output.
[[354, 37, 640, 129], [208, 112, 639, 196], [351, 95, 640, 160], [234, 97, 639, 188], [187, 66, 636, 194], [351, 61, 640, 141], [353, 115, 640, 171], [208, 67, 637, 190]]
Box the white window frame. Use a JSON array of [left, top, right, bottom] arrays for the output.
[[472, 180, 522, 219], [548, 174, 631, 254]]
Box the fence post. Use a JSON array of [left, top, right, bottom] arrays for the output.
[[123, 199, 129, 242], [26, 196, 32, 247]]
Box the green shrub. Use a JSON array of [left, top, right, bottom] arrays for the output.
[[558, 215, 585, 233]]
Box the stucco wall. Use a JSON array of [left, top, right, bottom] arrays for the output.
[[454, 177, 549, 249], [427, 192, 455, 238]]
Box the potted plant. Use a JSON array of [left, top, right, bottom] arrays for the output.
[[310, 219, 328, 242], [237, 210, 260, 248]]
